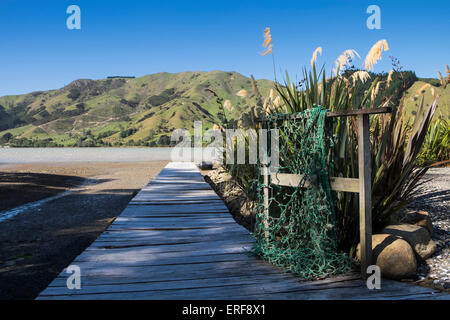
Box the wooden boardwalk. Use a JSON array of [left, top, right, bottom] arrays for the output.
[[38, 162, 449, 300]]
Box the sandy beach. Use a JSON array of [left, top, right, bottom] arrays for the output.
[[0, 161, 167, 300]]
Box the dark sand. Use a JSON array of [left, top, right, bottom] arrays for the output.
[[0, 161, 167, 300]]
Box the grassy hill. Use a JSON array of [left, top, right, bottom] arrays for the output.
[[403, 80, 450, 121], [0, 71, 273, 146], [1, 70, 447, 147]]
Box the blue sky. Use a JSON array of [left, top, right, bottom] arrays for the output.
[[0, 0, 448, 96]]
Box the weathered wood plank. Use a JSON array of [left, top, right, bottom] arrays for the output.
[[39, 276, 442, 300], [121, 204, 229, 214], [59, 252, 257, 269], [40, 273, 358, 298], [106, 220, 242, 230], [42, 273, 300, 296], [358, 114, 372, 278], [129, 200, 225, 205], [112, 216, 237, 224], [89, 234, 252, 248], [97, 226, 247, 240], [112, 215, 235, 221], [73, 245, 254, 263], [84, 239, 254, 253], [271, 173, 360, 193], [257, 107, 392, 122]]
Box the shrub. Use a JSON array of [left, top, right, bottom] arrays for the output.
[[1, 132, 13, 143], [67, 88, 81, 101], [271, 64, 438, 251], [120, 127, 137, 138], [417, 118, 450, 166]]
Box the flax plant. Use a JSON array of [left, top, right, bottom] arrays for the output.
[[416, 118, 450, 166], [270, 41, 441, 251]]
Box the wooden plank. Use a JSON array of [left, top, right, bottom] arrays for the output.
[[140, 184, 212, 190], [41, 273, 301, 296], [90, 227, 250, 242], [91, 235, 251, 247], [106, 220, 241, 230], [120, 204, 229, 214], [135, 189, 214, 194], [326, 107, 392, 118], [39, 276, 441, 300], [84, 239, 254, 253], [113, 213, 234, 219], [91, 233, 250, 249], [130, 198, 222, 204], [329, 176, 360, 193], [129, 200, 225, 205], [48, 271, 358, 289], [100, 224, 246, 236], [39, 273, 357, 298], [89, 234, 252, 248], [257, 107, 392, 122], [358, 114, 372, 278], [147, 179, 207, 183], [271, 173, 360, 193], [111, 216, 237, 224], [49, 258, 277, 277], [131, 195, 221, 201], [46, 271, 289, 291], [71, 252, 255, 267], [73, 245, 254, 263], [118, 213, 232, 219], [49, 264, 287, 287], [110, 214, 237, 222]]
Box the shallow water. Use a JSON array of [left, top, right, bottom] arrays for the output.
[[0, 147, 219, 164]]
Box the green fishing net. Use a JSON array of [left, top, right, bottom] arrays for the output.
[[253, 106, 353, 279]]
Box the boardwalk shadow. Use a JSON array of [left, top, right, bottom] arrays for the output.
[[0, 172, 109, 212]]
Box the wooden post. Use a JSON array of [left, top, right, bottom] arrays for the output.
[[262, 125, 270, 240], [263, 167, 270, 240], [358, 114, 372, 279]]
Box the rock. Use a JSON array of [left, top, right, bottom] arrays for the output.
[[197, 161, 213, 170], [382, 224, 437, 260], [399, 210, 434, 236], [204, 167, 256, 231], [415, 211, 434, 236], [357, 234, 417, 280]]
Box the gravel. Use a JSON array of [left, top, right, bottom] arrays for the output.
[[408, 168, 450, 291]]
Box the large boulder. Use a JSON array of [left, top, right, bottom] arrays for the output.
[[393, 209, 434, 236], [357, 234, 417, 279], [381, 224, 436, 260]]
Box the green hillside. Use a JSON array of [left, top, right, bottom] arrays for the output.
[[0, 71, 273, 147], [1, 70, 447, 148], [403, 80, 450, 121]]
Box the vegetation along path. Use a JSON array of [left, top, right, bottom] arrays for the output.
[[37, 162, 449, 299]]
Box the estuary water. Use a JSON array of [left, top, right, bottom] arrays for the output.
[[0, 147, 220, 165]]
